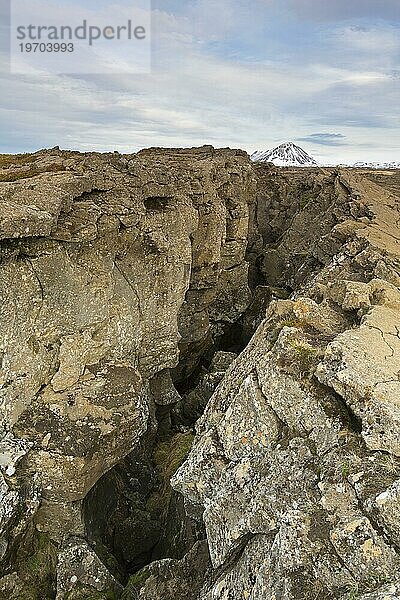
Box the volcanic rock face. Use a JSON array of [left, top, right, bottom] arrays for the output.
[[0, 149, 400, 600], [171, 167, 400, 600], [0, 146, 254, 597]]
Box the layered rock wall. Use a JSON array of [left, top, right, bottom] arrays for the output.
[[0, 146, 255, 597], [1, 149, 400, 600], [171, 168, 400, 600]]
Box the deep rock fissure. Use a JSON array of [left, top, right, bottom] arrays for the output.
[[2, 150, 400, 599], [80, 164, 350, 587], [82, 316, 252, 584], [81, 164, 360, 589]]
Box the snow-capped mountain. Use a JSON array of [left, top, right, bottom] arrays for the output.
[[353, 161, 400, 169], [251, 142, 318, 167]]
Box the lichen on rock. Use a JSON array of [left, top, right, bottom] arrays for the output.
[[1, 149, 400, 599]]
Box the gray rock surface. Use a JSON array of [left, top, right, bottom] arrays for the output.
[[55, 537, 123, 599], [0, 146, 254, 597], [1, 150, 400, 599], [172, 168, 400, 599]]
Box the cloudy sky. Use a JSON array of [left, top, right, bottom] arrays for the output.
[[0, 0, 399, 163]]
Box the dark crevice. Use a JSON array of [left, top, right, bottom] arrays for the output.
[[144, 196, 173, 211], [81, 169, 338, 588], [79, 165, 379, 598], [81, 298, 257, 586], [313, 384, 363, 435]]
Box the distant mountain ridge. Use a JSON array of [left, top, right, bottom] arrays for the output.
[[250, 141, 400, 169], [353, 161, 400, 169], [251, 142, 318, 167]]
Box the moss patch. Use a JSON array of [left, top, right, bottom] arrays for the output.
[[270, 319, 304, 344], [121, 568, 151, 598], [289, 340, 322, 375], [0, 162, 66, 182], [64, 584, 118, 600], [299, 191, 314, 210], [153, 432, 194, 482], [15, 532, 58, 600], [146, 432, 194, 518]]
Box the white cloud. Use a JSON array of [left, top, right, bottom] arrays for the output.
[[284, 0, 400, 22], [0, 0, 398, 164], [328, 25, 400, 67]]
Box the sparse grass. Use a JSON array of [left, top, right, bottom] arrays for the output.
[[363, 572, 392, 589], [347, 589, 359, 600], [345, 572, 392, 600], [341, 461, 350, 480], [299, 191, 314, 210], [0, 162, 66, 182], [270, 319, 304, 344], [289, 339, 322, 375], [127, 569, 151, 587], [120, 569, 151, 598], [146, 431, 194, 517], [0, 153, 34, 168]]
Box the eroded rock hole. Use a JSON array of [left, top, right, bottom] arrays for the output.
[[144, 196, 173, 211], [83, 430, 206, 583]]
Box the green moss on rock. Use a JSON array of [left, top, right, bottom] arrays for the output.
[[15, 532, 58, 600], [146, 432, 194, 527], [121, 568, 151, 598], [299, 191, 314, 210], [64, 583, 118, 600], [153, 432, 195, 482], [289, 339, 322, 375]]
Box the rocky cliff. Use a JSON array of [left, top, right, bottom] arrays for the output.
[[0, 149, 399, 600]]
